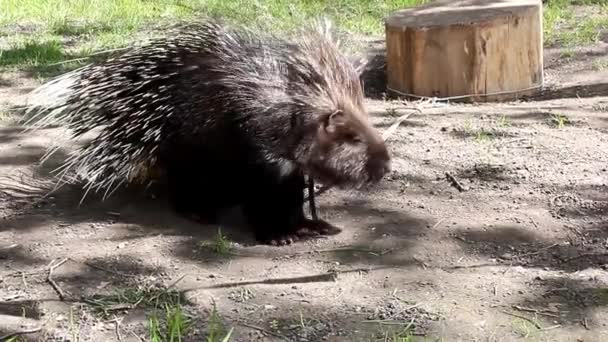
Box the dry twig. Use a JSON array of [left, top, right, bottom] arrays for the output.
[[47, 258, 68, 300], [238, 322, 288, 340], [0, 327, 43, 341], [500, 310, 542, 329], [445, 172, 466, 192], [512, 305, 559, 318]]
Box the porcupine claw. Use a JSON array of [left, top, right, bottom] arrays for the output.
[[261, 219, 341, 246], [296, 218, 342, 237]]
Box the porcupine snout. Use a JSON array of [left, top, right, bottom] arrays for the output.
[[365, 134, 391, 183]]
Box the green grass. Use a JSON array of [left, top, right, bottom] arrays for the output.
[[2, 0, 606, 77], [83, 283, 186, 318], [592, 58, 608, 70], [148, 303, 193, 342], [0, 0, 429, 76], [544, 0, 608, 48], [549, 113, 570, 128], [199, 227, 233, 256]]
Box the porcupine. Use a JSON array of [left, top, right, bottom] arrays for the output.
[[23, 18, 392, 246]]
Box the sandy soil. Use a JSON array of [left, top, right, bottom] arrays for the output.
[[1, 36, 608, 342]]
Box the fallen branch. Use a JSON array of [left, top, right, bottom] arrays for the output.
[[500, 310, 542, 329], [0, 327, 43, 341], [445, 172, 467, 192], [518, 243, 559, 257], [0, 315, 44, 341], [382, 111, 417, 141], [238, 322, 288, 340], [512, 305, 559, 318], [47, 258, 68, 301]]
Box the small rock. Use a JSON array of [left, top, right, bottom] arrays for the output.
[[499, 253, 514, 260]]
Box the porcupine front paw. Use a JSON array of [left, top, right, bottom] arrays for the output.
[[294, 218, 342, 237], [257, 232, 301, 246], [256, 219, 342, 246]]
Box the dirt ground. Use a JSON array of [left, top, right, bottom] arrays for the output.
[[2, 35, 608, 342]]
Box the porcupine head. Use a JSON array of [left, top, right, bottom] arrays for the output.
[[286, 19, 392, 190]]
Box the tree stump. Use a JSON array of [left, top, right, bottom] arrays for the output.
[[385, 0, 544, 102]]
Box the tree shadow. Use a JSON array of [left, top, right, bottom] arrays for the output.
[[0, 123, 435, 272], [453, 222, 608, 272], [515, 276, 608, 328], [544, 44, 608, 70]]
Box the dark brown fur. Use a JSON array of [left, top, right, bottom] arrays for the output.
[[24, 19, 391, 245]]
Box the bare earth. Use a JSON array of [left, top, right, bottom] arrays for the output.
[[1, 39, 608, 342]]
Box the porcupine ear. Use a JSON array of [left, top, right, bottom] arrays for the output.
[[325, 109, 346, 135]]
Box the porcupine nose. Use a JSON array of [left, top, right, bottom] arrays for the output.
[[366, 142, 391, 183]]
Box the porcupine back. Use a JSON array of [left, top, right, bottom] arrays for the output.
[[22, 18, 371, 202]]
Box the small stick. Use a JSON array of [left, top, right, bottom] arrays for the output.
[[564, 252, 608, 262], [130, 330, 145, 342], [512, 305, 560, 318], [539, 324, 562, 331], [82, 261, 138, 277], [0, 327, 43, 341], [307, 175, 318, 221], [518, 243, 559, 257], [167, 274, 188, 289], [21, 271, 28, 289], [47, 258, 68, 301], [113, 319, 122, 341], [382, 112, 416, 141], [582, 317, 589, 330], [500, 310, 542, 329], [445, 172, 466, 192], [238, 322, 288, 339], [431, 218, 445, 230]]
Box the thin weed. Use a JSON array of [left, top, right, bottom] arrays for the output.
[[592, 59, 608, 71], [205, 302, 233, 342], [559, 49, 575, 59], [549, 113, 570, 128], [84, 283, 186, 318], [496, 115, 512, 128], [4, 337, 27, 342], [148, 303, 193, 342], [200, 227, 233, 256], [474, 130, 494, 142], [69, 306, 80, 342]]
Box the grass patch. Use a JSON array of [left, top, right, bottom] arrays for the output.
[[148, 303, 193, 342], [3, 0, 605, 75], [544, 0, 608, 47], [83, 283, 186, 318], [1, 0, 429, 72], [456, 119, 497, 142], [199, 227, 233, 256], [592, 58, 608, 71], [204, 303, 234, 342], [495, 115, 512, 128], [0, 0, 430, 36], [549, 113, 570, 128]]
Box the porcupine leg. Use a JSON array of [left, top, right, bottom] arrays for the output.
[[165, 154, 232, 224], [242, 170, 341, 246]]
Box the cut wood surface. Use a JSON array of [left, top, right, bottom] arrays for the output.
[[385, 0, 544, 102]]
